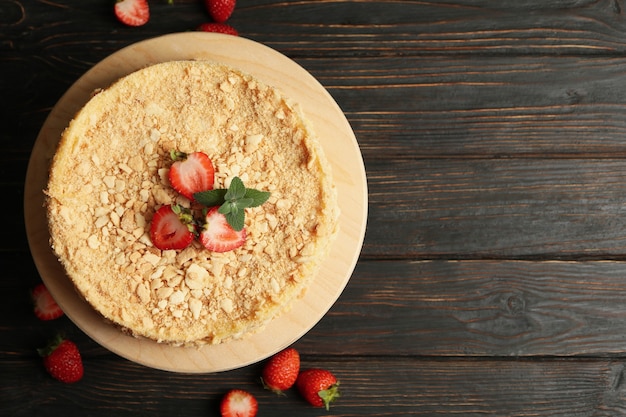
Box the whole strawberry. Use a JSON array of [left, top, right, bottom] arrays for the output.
[[296, 368, 340, 410], [261, 347, 300, 394], [38, 335, 84, 383], [205, 0, 236, 23], [197, 22, 238, 36]]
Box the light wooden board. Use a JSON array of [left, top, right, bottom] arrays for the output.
[[23, 33, 367, 373]]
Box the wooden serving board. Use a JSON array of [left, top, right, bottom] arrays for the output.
[[23, 33, 367, 373]]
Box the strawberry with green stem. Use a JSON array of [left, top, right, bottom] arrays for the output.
[[150, 204, 196, 250], [168, 150, 215, 201], [296, 368, 341, 410], [38, 335, 84, 384]]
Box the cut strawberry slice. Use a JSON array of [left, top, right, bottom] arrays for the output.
[[220, 389, 258, 417], [31, 283, 64, 321], [168, 151, 215, 201], [199, 207, 246, 252], [150, 205, 196, 250], [114, 0, 150, 27]]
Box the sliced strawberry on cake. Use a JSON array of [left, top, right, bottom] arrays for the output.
[[168, 151, 215, 201], [199, 207, 246, 253], [150, 204, 196, 250]]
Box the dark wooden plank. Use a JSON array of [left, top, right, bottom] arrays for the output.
[[300, 260, 626, 357], [6, 0, 626, 60], [365, 158, 626, 258], [2, 356, 626, 416], [243, 0, 626, 57], [308, 55, 626, 158]]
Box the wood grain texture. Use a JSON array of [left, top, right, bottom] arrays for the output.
[[319, 56, 626, 158], [6, 0, 626, 415], [3, 356, 626, 417], [300, 260, 626, 356], [366, 159, 626, 258]]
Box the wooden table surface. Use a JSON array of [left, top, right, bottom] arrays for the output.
[[4, 0, 626, 415]]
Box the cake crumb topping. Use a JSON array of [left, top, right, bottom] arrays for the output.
[[45, 60, 339, 345]]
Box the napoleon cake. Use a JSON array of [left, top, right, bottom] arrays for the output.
[[45, 60, 339, 346]]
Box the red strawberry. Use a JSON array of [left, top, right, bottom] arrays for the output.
[[150, 204, 196, 250], [296, 368, 341, 410], [38, 336, 84, 384], [220, 389, 258, 417], [205, 0, 236, 23], [261, 347, 300, 394], [114, 0, 149, 27], [168, 151, 215, 201], [197, 22, 239, 36], [31, 283, 64, 321], [199, 207, 246, 252]]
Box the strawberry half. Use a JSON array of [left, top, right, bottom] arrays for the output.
[[168, 151, 215, 201], [199, 207, 246, 252], [31, 283, 64, 321], [205, 0, 236, 23], [114, 0, 149, 27], [150, 205, 196, 250], [38, 335, 84, 384], [197, 22, 238, 36], [220, 389, 258, 417]]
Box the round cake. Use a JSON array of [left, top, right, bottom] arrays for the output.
[[45, 60, 339, 346]]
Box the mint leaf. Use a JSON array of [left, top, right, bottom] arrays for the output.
[[243, 189, 271, 207], [195, 176, 270, 230], [224, 176, 246, 200], [194, 189, 228, 206], [225, 209, 245, 231], [237, 197, 255, 208], [218, 202, 233, 215]]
